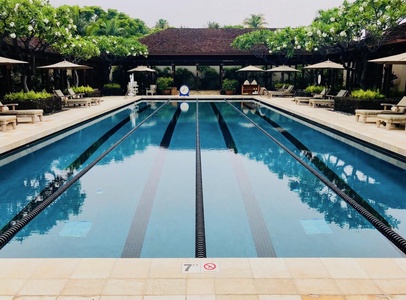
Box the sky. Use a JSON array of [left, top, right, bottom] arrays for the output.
[[48, 0, 346, 29]]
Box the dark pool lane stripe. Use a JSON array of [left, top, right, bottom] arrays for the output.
[[210, 102, 277, 257], [227, 101, 406, 255], [0, 102, 169, 249], [255, 109, 390, 227], [122, 105, 182, 258], [195, 101, 207, 258], [0, 105, 146, 236]]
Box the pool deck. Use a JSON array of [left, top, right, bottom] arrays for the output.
[[0, 95, 406, 299]]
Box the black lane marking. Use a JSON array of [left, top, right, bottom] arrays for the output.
[[122, 105, 182, 258], [210, 102, 277, 257], [254, 107, 390, 227], [227, 100, 406, 255], [0, 105, 149, 236], [0, 102, 169, 249], [195, 100, 207, 258]]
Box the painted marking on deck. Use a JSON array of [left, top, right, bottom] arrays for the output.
[[182, 262, 219, 273]]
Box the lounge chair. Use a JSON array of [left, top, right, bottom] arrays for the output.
[[54, 90, 92, 107], [0, 101, 43, 123], [0, 115, 17, 131], [269, 85, 294, 97], [308, 89, 348, 108], [355, 96, 406, 123], [376, 111, 406, 130], [312, 88, 330, 99], [67, 88, 85, 99]]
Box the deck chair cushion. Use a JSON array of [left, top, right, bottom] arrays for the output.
[[391, 106, 406, 113], [0, 102, 9, 112]]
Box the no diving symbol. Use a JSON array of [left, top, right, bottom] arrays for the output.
[[203, 263, 218, 272]]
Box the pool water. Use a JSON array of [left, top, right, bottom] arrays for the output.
[[0, 100, 405, 258]]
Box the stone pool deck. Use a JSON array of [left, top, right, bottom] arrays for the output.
[[0, 94, 405, 299]]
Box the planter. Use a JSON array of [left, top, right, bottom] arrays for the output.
[[334, 97, 399, 114], [3, 97, 62, 114], [225, 90, 234, 95]]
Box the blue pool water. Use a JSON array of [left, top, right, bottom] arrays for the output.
[[0, 99, 405, 258]]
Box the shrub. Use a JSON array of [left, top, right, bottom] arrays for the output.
[[222, 78, 239, 91], [350, 89, 385, 100], [102, 83, 123, 96], [72, 85, 94, 94], [156, 77, 173, 91], [304, 85, 324, 94], [4, 90, 53, 101]]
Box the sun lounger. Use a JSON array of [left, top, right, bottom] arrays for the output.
[[0, 115, 17, 131], [269, 85, 294, 97], [0, 102, 43, 123], [67, 88, 85, 99], [294, 97, 311, 105], [376, 112, 406, 130], [355, 96, 406, 123], [309, 98, 334, 108], [54, 90, 92, 107]]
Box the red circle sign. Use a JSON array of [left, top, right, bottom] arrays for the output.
[[203, 263, 216, 270]]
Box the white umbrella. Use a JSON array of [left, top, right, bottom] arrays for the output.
[[368, 52, 406, 65], [236, 65, 264, 72], [304, 60, 344, 70], [266, 65, 299, 72], [37, 60, 92, 70], [0, 56, 28, 65], [128, 66, 156, 72]]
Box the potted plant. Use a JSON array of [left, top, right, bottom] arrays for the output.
[[4, 90, 59, 114], [156, 77, 173, 95], [222, 78, 239, 95]]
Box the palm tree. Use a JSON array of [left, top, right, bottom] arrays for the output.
[[207, 21, 220, 29], [243, 14, 268, 28], [155, 19, 170, 30]]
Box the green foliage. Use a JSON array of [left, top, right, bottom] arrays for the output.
[[305, 85, 324, 94], [222, 78, 239, 91], [103, 83, 120, 89], [243, 14, 268, 28], [5, 90, 53, 101], [156, 77, 173, 91], [350, 89, 385, 99], [72, 85, 94, 93]]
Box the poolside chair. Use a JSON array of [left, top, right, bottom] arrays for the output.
[[355, 96, 406, 123], [146, 84, 157, 96], [269, 85, 294, 97], [67, 88, 84, 99], [376, 111, 406, 130], [312, 88, 330, 99], [0, 101, 43, 123], [54, 89, 92, 107], [308, 89, 348, 108], [0, 115, 17, 131]]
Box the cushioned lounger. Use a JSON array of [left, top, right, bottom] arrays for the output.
[[0, 115, 17, 131], [376, 114, 406, 130]]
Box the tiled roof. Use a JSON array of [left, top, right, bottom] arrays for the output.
[[139, 28, 269, 56]]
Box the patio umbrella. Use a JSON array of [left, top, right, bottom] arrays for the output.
[[368, 52, 406, 65], [236, 65, 264, 72], [266, 65, 299, 87], [127, 66, 156, 72], [0, 56, 28, 65], [0, 56, 28, 93], [304, 60, 344, 70], [304, 60, 344, 89], [37, 60, 92, 89], [266, 65, 299, 72]]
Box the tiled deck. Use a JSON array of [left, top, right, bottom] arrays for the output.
[[0, 94, 405, 299]]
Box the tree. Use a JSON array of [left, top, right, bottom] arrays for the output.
[[0, 0, 77, 91], [207, 21, 220, 29], [243, 14, 268, 28], [155, 19, 170, 30]]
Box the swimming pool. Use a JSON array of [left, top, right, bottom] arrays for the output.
[[0, 99, 405, 258]]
